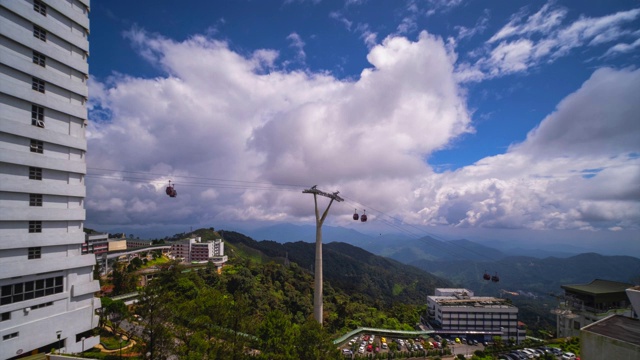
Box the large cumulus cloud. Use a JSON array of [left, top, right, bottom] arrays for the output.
[[417, 67, 640, 231], [86, 28, 639, 234], [86, 30, 472, 228]]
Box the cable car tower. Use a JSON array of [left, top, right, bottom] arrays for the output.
[[302, 185, 343, 325]]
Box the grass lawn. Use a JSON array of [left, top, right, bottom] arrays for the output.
[[100, 334, 130, 350]]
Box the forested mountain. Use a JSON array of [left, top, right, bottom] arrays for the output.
[[221, 230, 452, 306], [113, 228, 457, 358], [402, 252, 640, 337], [410, 252, 640, 296]]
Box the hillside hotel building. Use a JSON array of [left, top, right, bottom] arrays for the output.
[[0, 0, 101, 358], [426, 288, 525, 343]]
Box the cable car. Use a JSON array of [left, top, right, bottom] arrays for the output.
[[165, 180, 177, 198], [491, 273, 500, 283], [360, 210, 367, 222], [483, 271, 491, 281], [353, 209, 359, 221]]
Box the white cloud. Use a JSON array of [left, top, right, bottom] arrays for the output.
[[329, 11, 353, 31], [286, 32, 306, 62], [603, 37, 640, 57], [485, 39, 533, 75], [87, 28, 639, 234], [426, 0, 463, 16], [455, 10, 490, 41], [488, 3, 567, 43], [458, 4, 640, 81], [416, 67, 640, 230], [87, 29, 471, 229]]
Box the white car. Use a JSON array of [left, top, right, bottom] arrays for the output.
[[561, 352, 576, 360], [523, 348, 539, 358]]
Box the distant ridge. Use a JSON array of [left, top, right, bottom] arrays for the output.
[[221, 230, 452, 305], [245, 223, 373, 244]]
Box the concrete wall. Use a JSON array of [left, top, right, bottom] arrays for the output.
[[581, 330, 640, 360]]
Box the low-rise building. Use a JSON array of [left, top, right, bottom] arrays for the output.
[[126, 238, 155, 249], [107, 238, 127, 252], [579, 286, 640, 360], [170, 237, 227, 265], [426, 288, 525, 343], [83, 231, 109, 255], [554, 279, 633, 338]]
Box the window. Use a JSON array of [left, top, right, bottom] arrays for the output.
[[33, 51, 46, 67], [0, 276, 63, 305], [34, 0, 47, 16], [32, 301, 53, 309], [32, 77, 45, 93], [30, 139, 43, 153], [29, 194, 43, 207], [1, 312, 9, 321], [29, 221, 42, 233], [33, 25, 47, 41], [32, 105, 45, 127], [29, 167, 42, 180], [28, 247, 42, 259], [2, 332, 18, 340]]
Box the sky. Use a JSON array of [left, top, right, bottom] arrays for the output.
[[85, 0, 640, 255]]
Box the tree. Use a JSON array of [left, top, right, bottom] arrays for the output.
[[295, 316, 341, 360], [111, 262, 137, 295], [256, 310, 298, 359], [105, 298, 129, 336], [137, 282, 174, 360]]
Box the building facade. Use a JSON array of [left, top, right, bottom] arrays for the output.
[[426, 288, 525, 343], [0, 0, 100, 357], [554, 279, 633, 338], [579, 287, 640, 360], [170, 237, 228, 264], [83, 231, 108, 255]]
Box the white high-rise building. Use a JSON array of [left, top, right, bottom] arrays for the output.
[[0, 0, 101, 358]]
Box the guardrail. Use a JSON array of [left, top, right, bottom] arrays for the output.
[[333, 327, 433, 345]]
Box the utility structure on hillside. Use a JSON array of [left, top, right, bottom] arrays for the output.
[[303, 185, 344, 325]]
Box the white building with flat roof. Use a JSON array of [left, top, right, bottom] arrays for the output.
[[0, 0, 100, 358], [426, 288, 525, 343], [170, 237, 227, 265]]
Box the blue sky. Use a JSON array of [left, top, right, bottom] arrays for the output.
[[85, 0, 640, 254]]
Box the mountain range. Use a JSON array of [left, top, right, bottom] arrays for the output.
[[243, 223, 640, 296], [245, 223, 587, 259]]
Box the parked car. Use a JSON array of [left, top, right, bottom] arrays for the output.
[[523, 348, 539, 358], [561, 352, 576, 359], [550, 348, 563, 355]]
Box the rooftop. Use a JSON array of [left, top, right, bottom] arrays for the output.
[[430, 296, 513, 308], [582, 315, 640, 346], [561, 279, 633, 295]]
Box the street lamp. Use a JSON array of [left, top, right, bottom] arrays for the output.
[[81, 336, 85, 353], [56, 330, 62, 354]]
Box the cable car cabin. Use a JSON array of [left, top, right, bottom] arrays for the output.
[[166, 181, 177, 198], [353, 209, 359, 221], [491, 273, 500, 283], [483, 272, 491, 281], [360, 210, 367, 222]]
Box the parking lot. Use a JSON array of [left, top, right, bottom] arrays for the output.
[[340, 333, 488, 358]]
